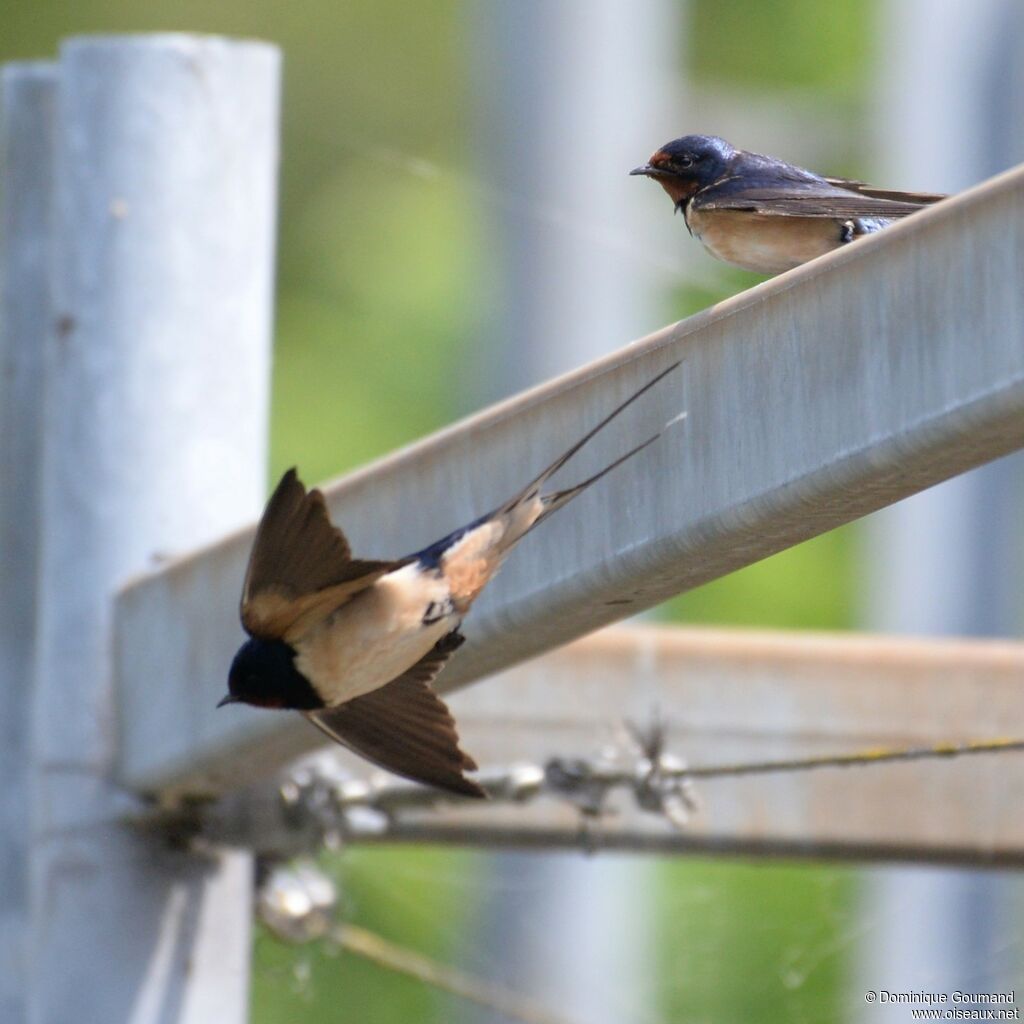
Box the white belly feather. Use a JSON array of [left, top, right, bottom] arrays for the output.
[[294, 563, 455, 705]]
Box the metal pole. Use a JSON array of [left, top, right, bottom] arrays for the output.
[[28, 35, 279, 1023], [472, 0, 683, 398], [0, 62, 56, 1024]]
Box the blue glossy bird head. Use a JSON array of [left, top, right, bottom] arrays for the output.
[[631, 134, 735, 208], [220, 635, 322, 710]]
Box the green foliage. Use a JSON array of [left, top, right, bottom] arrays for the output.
[[690, 0, 872, 98], [271, 163, 482, 483], [655, 860, 856, 1022]]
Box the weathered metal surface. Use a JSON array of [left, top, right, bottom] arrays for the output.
[[27, 36, 279, 1024], [116, 158, 1024, 799], [0, 63, 55, 1024]]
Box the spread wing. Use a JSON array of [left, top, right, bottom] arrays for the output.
[[696, 174, 945, 220], [304, 632, 484, 798], [241, 468, 406, 641]]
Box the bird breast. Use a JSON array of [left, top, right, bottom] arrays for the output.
[[293, 563, 454, 706], [686, 207, 854, 274]]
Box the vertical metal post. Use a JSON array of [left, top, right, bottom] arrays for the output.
[[29, 36, 279, 1023], [0, 63, 56, 1024], [473, 0, 683, 399]]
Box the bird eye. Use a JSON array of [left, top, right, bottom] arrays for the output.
[[677, 155, 693, 168]]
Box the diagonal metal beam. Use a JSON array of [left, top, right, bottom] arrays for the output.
[[117, 160, 1024, 800]]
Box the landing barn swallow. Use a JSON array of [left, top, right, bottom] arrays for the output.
[[631, 135, 946, 274], [220, 363, 681, 797]]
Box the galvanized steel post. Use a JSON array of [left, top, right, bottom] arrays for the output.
[[27, 35, 279, 1023], [0, 62, 56, 1024]]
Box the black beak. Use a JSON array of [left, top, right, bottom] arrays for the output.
[[217, 693, 240, 708], [629, 164, 654, 176]]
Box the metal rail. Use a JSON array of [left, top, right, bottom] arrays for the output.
[[116, 158, 1024, 799]]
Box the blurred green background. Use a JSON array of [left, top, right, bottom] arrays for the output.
[[2, 0, 876, 1020]]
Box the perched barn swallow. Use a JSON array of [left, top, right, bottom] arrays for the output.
[[631, 134, 946, 274], [219, 362, 682, 797]]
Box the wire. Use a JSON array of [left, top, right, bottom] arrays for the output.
[[333, 922, 579, 1024], [323, 733, 1024, 831], [679, 736, 1024, 780], [175, 732, 1024, 858]]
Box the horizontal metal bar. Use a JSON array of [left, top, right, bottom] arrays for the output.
[[190, 624, 1024, 865], [341, 827, 1024, 868], [117, 160, 1024, 799], [422, 624, 1024, 864]]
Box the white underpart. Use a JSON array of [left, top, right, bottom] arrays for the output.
[[293, 506, 542, 707], [293, 562, 455, 705]]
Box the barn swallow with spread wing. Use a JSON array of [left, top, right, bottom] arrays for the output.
[[219, 362, 682, 797], [631, 134, 946, 274]]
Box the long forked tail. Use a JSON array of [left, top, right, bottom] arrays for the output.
[[499, 359, 683, 531]]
